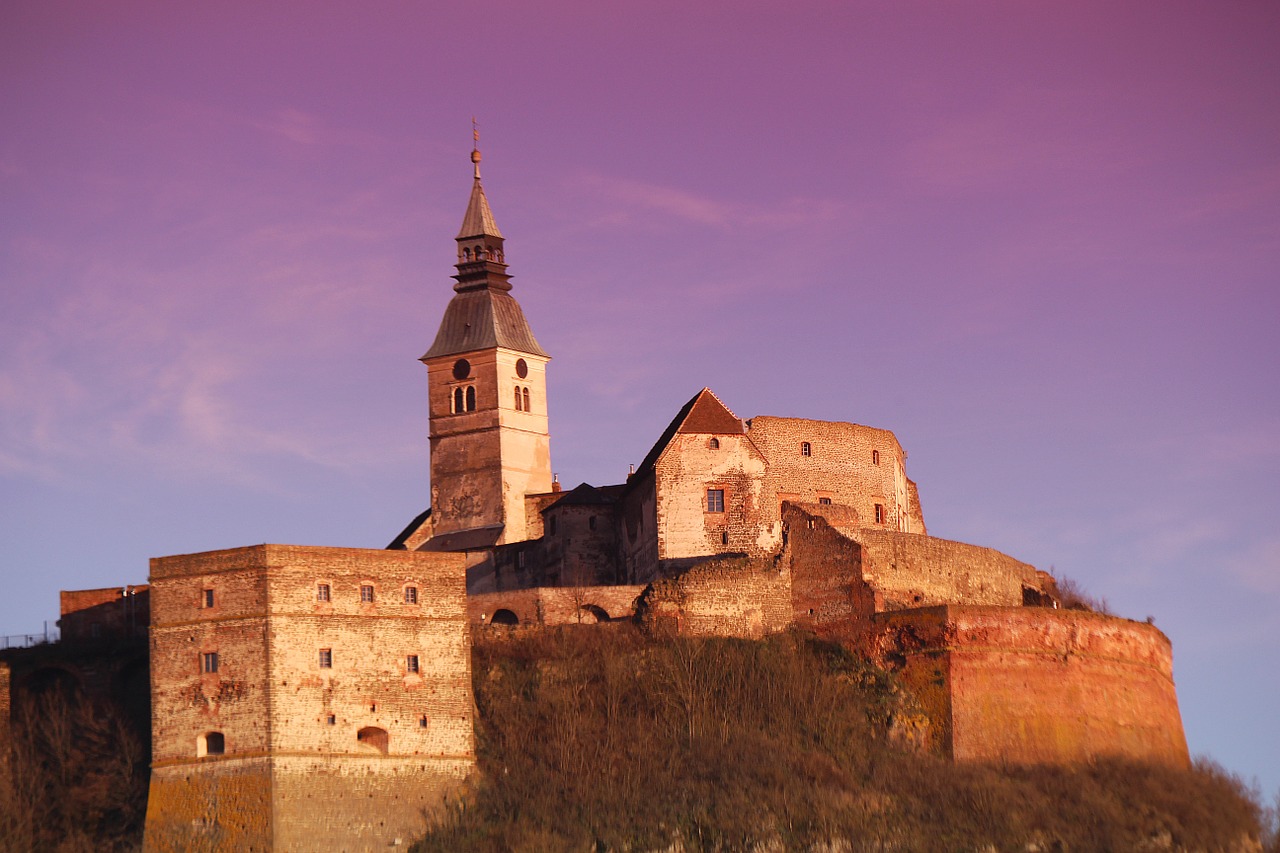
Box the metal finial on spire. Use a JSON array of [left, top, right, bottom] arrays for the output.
[[470, 117, 481, 179]]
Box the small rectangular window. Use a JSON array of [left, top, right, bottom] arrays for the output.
[[319, 648, 332, 668], [406, 655, 419, 673], [801, 441, 812, 456], [818, 497, 832, 505], [404, 586, 418, 605], [706, 489, 725, 513], [202, 589, 214, 608], [202, 652, 218, 674], [875, 504, 885, 524], [360, 584, 374, 603], [327, 714, 336, 725], [872, 450, 881, 465], [317, 583, 331, 602]]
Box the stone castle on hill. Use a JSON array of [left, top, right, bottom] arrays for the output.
[[2, 146, 1189, 851]]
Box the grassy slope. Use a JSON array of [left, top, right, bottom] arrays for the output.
[[416, 626, 1268, 852]]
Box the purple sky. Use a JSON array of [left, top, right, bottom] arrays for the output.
[[3, 1, 1277, 795]]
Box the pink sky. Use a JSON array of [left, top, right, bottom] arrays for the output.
[[2, 1, 1278, 795]]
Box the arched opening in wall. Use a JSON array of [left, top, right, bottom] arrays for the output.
[[577, 604, 610, 624], [514, 387, 523, 411], [198, 731, 225, 757], [522, 387, 530, 412], [356, 726, 389, 755], [453, 387, 465, 413], [465, 385, 477, 412], [708, 437, 720, 449], [490, 609, 519, 626]]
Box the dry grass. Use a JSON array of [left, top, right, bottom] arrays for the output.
[[416, 625, 1267, 852]]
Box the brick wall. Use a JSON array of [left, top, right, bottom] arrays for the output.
[[747, 416, 926, 535], [145, 544, 475, 851], [468, 585, 645, 627], [59, 585, 149, 643], [850, 528, 1040, 609], [639, 557, 792, 640], [869, 606, 1190, 767]]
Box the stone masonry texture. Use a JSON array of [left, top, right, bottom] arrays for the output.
[[144, 544, 474, 852]]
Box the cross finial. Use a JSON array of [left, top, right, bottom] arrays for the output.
[[470, 117, 481, 179]]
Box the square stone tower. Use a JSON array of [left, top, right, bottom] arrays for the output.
[[143, 545, 474, 852]]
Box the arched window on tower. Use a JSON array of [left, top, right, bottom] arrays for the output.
[[453, 387, 465, 413], [522, 387, 531, 412], [515, 387, 523, 411], [465, 386, 476, 412]]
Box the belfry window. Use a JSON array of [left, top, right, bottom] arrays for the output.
[[453, 387, 464, 413], [801, 442, 812, 456], [522, 387, 530, 412], [465, 386, 476, 412], [706, 489, 725, 513], [515, 387, 523, 411]]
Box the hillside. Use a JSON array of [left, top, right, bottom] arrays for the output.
[[416, 626, 1270, 852]]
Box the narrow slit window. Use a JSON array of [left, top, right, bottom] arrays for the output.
[[872, 450, 880, 465], [514, 387, 523, 411], [202, 589, 214, 608], [465, 385, 476, 412], [202, 652, 218, 674], [522, 387, 530, 412]]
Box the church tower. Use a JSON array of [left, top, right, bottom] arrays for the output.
[[421, 144, 551, 546]]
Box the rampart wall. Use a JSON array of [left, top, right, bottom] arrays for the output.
[[640, 558, 792, 640], [469, 585, 645, 627], [851, 529, 1041, 609], [870, 606, 1189, 767]]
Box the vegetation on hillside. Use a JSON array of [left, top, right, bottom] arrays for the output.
[[417, 626, 1273, 852]]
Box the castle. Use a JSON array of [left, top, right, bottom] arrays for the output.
[[17, 145, 1188, 851]]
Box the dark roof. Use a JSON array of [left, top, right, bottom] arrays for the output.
[[422, 288, 549, 360], [418, 524, 504, 553], [545, 482, 618, 511], [386, 507, 431, 550], [630, 388, 743, 484]]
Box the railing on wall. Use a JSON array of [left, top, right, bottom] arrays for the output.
[[0, 623, 59, 649]]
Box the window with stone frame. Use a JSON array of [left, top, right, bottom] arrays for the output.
[[706, 488, 725, 513], [360, 584, 375, 603], [202, 588, 214, 608]]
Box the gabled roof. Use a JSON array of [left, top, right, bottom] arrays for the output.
[[422, 288, 549, 360], [387, 507, 431, 550], [417, 524, 504, 553], [630, 388, 743, 483]]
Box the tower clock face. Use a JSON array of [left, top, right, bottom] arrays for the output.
[[452, 359, 470, 380], [515, 358, 528, 379]]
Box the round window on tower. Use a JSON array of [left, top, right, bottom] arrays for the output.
[[452, 359, 470, 380], [515, 358, 528, 379]]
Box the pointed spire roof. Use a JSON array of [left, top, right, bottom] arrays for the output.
[[422, 140, 547, 361], [457, 148, 503, 239]]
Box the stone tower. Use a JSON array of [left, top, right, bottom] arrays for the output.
[[421, 146, 551, 546]]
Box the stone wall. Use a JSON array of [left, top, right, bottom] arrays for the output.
[[869, 606, 1190, 767], [145, 544, 475, 851], [782, 504, 876, 640], [59, 585, 149, 643], [639, 558, 793, 640], [469, 585, 645, 627], [850, 528, 1042, 610], [747, 416, 925, 534]]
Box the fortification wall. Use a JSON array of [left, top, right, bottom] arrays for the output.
[[59, 585, 149, 643], [641, 558, 792, 640], [870, 606, 1189, 767], [782, 504, 876, 639], [747, 416, 924, 534], [469, 585, 645, 627], [851, 529, 1040, 609], [146, 545, 475, 851]]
